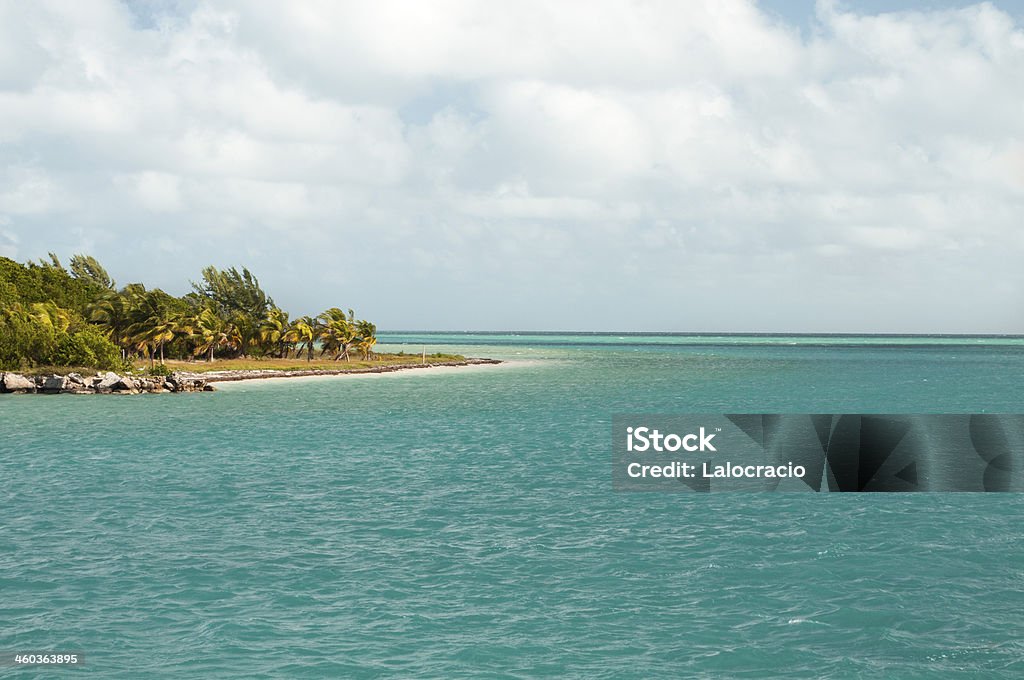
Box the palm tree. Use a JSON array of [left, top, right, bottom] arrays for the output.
[[231, 311, 260, 357], [126, 290, 187, 366], [317, 308, 357, 361], [87, 290, 133, 359], [148, 312, 187, 365], [190, 307, 241, 362], [28, 302, 74, 333], [283, 316, 320, 362], [259, 308, 292, 358], [355, 320, 377, 360]]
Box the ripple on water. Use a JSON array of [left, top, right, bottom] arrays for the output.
[[3, 339, 1024, 677]]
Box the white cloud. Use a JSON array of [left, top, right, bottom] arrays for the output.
[[0, 217, 18, 258], [115, 171, 182, 212], [0, 0, 1022, 331], [0, 167, 58, 214]]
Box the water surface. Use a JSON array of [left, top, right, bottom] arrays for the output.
[[2, 334, 1023, 677]]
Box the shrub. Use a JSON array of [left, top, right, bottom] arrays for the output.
[[53, 326, 122, 370], [0, 314, 56, 370]]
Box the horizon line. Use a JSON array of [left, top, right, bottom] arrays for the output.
[[376, 330, 1024, 338]]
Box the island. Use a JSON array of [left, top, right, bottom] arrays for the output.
[[0, 254, 499, 394]]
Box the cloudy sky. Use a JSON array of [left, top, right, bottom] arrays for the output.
[[1, 0, 1023, 332]]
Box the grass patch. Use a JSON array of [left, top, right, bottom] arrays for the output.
[[14, 366, 101, 378]]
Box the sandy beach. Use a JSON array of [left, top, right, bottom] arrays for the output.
[[180, 357, 504, 386]]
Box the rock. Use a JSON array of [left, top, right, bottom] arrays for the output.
[[111, 376, 136, 392], [61, 373, 93, 394], [40, 375, 68, 393], [1, 372, 36, 393], [96, 372, 121, 391], [168, 372, 207, 392], [2, 370, 216, 396]]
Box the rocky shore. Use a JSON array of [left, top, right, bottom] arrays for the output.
[[0, 358, 502, 395], [0, 371, 214, 395]]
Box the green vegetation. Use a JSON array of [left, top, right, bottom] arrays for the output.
[[0, 255, 380, 372]]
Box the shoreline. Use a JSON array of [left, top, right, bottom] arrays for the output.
[[0, 358, 502, 395], [177, 358, 503, 384]]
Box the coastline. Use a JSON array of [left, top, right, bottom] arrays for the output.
[[178, 357, 503, 384], [0, 358, 502, 395]]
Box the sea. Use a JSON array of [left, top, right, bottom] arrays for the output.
[[2, 333, 1023, 678]]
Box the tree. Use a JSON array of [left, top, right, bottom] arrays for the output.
[[36, 252, 64, 270], [28, 302, 74, 333], [283, 316, 320, 361], [0, 301, 121, 371], [355, 320, 377, 360], [191, 266, 273, 320], [70, 254, 115, 290], [87, 290, 133, 359], [1, 255, 106, 313], [126, 289, 186, 366], [230, 311, 260, 357], [190, 306, 240, 362], [259, 308, 292, 358], [1, 256, 381, 370], [317, 307, 357, 361], [0, 304, 57, 370]]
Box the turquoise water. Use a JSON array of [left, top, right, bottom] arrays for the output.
[[2, 333, 1024, 677]]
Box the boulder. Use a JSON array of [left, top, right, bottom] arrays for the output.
[[40, 375, 68, 393], [1, 372, 36, 393], [168, 372, 207, 392], [111, 375, 136, 392], [97, 372, 136, 393], [1, 370, 211, 396], [96, 372, 122, 391], [141, 379, 163, 393]]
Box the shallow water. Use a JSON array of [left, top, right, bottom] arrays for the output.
[[2, 334, 1023, 677]]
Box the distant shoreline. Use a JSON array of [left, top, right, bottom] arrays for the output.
[[380, 331, 1024, 339]]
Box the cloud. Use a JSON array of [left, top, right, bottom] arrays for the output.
[[114, 171, 182, 212], [0, 0, 1022, 331], [0, 217, 18, 258]]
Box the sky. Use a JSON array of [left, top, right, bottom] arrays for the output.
[[1, 0, 1023, 332]]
